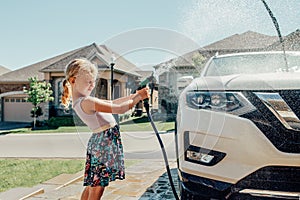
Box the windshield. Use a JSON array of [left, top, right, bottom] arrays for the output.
[[204, 52, 300, 76]]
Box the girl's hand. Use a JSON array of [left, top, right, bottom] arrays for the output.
[[137, 87, 150, 100]]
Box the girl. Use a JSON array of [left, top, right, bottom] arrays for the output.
[[61, 58, 149, 200]]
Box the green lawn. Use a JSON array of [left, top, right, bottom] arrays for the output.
[[0, 159, 84, 192], [119, 116, 175, 132], [0, 159, 140, 193]]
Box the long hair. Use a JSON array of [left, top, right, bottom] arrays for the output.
[[61, 58, 98, 109]]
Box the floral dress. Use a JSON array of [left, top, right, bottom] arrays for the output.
[[83, 125, 125, 187]]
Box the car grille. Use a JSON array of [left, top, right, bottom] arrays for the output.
[[233, 166, 300, 193], [242, 90, 300, 153]]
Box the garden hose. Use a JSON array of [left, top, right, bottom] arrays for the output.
[[143, 98, 180, 200]]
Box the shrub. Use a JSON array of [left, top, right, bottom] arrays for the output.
[[48, 116, 75, 128]]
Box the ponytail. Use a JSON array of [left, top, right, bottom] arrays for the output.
[[62, 58, 98, 109], [61, 79, 71, 109]]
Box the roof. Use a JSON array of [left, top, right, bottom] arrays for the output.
[[0, 65, 11, 76], [0, 46, 83, 82], [136, 70, 153, 81], [0, 43, 142, 83], [39, 43, 141, 77], [154, 52, 195, 68], [40, 43, 100, 73], [266, 29, 300, 51], [203, 31, 278, 51], [154, 31, 280, 68], [98, 45, 141, 76]]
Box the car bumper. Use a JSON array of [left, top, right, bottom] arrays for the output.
[[176, 107, 300, 197]]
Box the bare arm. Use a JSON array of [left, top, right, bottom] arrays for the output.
[[80, 97, 135, 114], [100, 94, 136, 104], [97, 87, 149, 105], [81, 87, 149, 114], [112, 94, 135, 104]]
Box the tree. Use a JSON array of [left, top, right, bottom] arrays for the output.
[[192, 53, 207, 72], [24, 77, 54, 129]]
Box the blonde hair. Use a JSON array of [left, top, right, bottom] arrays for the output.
[[61, 58, 98, 109]]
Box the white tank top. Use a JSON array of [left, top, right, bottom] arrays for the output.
[[72, 97, 117, 132]]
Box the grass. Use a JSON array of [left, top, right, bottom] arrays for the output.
[[119, 116, 175, 132], [3, 115, 175, 134], [0, 126, 85, 134], [0, 159, 140, 193], [0, 159, 84, 192]]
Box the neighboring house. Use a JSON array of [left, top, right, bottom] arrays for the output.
[[0, 65, 11, 76], [266, 29, 300, 51], [154, 30, 300, 115], [0, 43, 150, 122], [200, 30, 278, 54], [136, 70, 158, 104]]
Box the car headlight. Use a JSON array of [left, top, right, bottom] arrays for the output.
[[186, 91, 256, 115]]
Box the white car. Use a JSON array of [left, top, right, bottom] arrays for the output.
[[176, 51, 300, 199]]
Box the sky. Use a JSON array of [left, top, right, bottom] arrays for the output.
[[1, 0, 300, 71]]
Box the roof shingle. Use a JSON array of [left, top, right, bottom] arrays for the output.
[[0, 66, 11, 76], [203, 31, 278, 50], [0, 45, 84, 82]]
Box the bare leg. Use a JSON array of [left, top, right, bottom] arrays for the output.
[[88, 186, 105, 200], [80, 187, 89, 200]]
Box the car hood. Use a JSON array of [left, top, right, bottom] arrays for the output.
[[187, 72, 300, 91]]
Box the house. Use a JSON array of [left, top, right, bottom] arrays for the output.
[[266, 29, 300, 51], [0, 43, 151, 122], [154, 30, 300, 115], [0, 66, 11, 76]]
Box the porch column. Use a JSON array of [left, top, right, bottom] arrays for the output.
[[107, 79, 112, 100], [120, 81, 126, 97]]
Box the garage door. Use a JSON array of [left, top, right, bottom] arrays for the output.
[[4, 97, 33, 122]]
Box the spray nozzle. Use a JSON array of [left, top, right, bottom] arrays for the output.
[[137, 77, 151, 111], [138, 77, 150, 89]]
